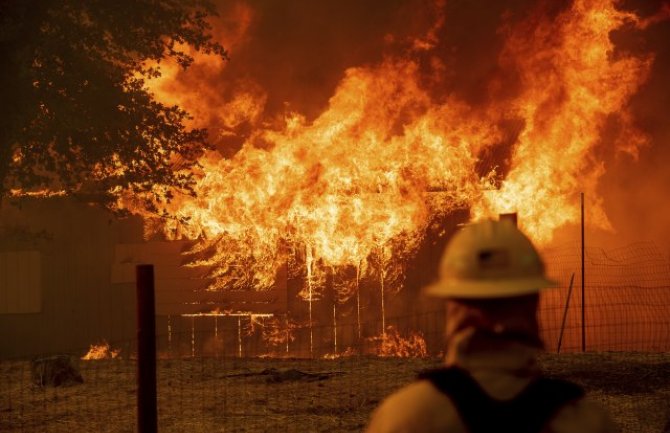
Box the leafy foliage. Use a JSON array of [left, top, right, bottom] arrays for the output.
[[0, 0, 227, 206]]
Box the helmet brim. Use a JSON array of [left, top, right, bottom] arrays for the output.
[[423, 276, 558, 299]]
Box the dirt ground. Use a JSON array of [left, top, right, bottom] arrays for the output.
[[1, 352, 669, 433]]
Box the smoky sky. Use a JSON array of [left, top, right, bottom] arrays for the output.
[[602, 0, 670, 247], [203, 0, 669, 247], [214, 0, 546, 116]]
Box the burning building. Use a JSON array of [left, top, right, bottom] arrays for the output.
[[121, 0, 669, 352], [1, 0, 670, 357]]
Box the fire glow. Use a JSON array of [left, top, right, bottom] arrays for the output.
[[81, 341, 120, 360], [372, 327, 429, 358], [114, 0, 666, 355]]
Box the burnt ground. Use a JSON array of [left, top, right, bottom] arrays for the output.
[[1, 352, 669, 432]]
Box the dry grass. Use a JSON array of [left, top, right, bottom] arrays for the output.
[[538, 352, 670, 433], [1, 352, 669, 432]]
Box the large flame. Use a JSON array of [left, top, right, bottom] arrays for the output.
[[471, 0, 653, 241], [370, 326, 428, 358], [118, 0, 660, 291], [142, 60, 495, 291]]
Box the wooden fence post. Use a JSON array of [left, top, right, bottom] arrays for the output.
[[137, 264, 158, 433]]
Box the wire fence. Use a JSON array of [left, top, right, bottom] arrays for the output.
[[540, 241, 670, 352], [2, 316, 670, 432], [1, 241, 669, 432], [0, 319, 443, 433]]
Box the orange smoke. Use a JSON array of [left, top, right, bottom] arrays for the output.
[[141, 3, 261, 138]]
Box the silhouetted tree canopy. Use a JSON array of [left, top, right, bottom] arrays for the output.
[[0, 0, 226, 207]]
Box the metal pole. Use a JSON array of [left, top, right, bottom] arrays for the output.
[[237, 317, 242, 358], [557, 273, 575, 354], [333, 302, 337, 355], [306, 245, 314, 358], [136, 264, 157, 433], [330, 266, 337, 355], [356, 261, 362, 344], [581, 192, 586, 352], [285, 314, 290, 355], [380, 246, 386, 337]]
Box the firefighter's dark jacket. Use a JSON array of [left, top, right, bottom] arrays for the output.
[[365, 328, 618, 433]]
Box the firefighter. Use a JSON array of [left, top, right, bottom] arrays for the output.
[[365, 219, 617, 433]]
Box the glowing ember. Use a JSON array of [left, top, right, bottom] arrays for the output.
[[323, 347, 357, 360], [370, 326, 428, 358], [81, 341, 120, 360], [9, 189, 67, 198], [260, 316, 300, 356]]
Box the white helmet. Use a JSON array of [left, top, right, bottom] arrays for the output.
[[424, 219, 556, 298]]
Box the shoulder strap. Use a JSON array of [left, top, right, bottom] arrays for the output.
[[418, 367, 584, 433]]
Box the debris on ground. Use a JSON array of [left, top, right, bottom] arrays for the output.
[[31, 355, 84, 387], [262, 368, 344, 383], [221, 367, 345, 383]]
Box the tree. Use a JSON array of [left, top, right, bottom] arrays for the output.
[[0, 0, 227, 208]]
